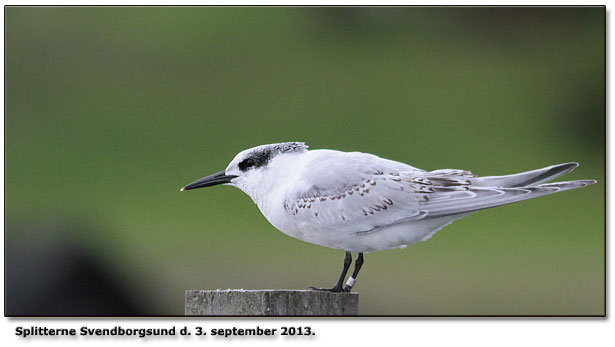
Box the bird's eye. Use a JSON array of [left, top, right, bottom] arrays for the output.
[[239, 158, 256, 171]]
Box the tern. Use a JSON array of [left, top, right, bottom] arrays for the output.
[[181, 142, 595, 292]]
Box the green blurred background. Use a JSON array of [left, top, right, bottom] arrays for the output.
[[5, 7, 604, 315]]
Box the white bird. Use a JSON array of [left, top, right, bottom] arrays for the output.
[[181, 142, 595, 292]]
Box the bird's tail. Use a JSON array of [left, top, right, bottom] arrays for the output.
[[472, 162, 584, 188]]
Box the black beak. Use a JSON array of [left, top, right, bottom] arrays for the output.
[[180, 171, 238, 191]]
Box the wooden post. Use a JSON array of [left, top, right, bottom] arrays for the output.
[[185, 289, 359, 316]]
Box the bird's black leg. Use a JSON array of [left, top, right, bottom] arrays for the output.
[[343, 253, 364, 292], [310, 251, 352, 292]]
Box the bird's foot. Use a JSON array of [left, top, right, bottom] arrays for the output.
[[308, 285, 348, 293]]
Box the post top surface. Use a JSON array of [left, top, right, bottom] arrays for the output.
[[186, 289, 358, 295]]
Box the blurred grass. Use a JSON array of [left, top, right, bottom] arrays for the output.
[[5, 7, 604, 315]]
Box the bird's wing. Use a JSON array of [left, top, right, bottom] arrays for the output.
[[284, 154, 593, 234], [283, 151, 460, 234]]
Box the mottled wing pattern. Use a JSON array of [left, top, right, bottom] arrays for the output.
[[284, 167, 478, 234]]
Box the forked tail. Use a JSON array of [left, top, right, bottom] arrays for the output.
[[472, 162, 584, 188]]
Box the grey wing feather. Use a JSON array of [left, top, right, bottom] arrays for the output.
[[416, 163, 594, 218], [471, 162, 579, 187], [422, 180, 595, 218]]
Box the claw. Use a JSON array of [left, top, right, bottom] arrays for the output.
[[309, 286, 347, 293]]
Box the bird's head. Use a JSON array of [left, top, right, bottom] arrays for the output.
[[180, 142, 309, 197]]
